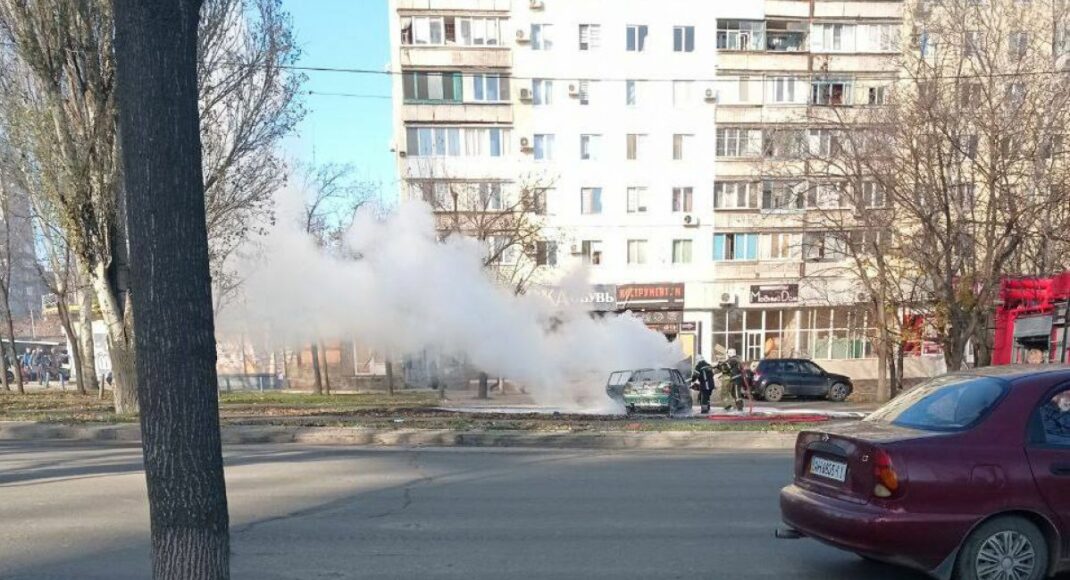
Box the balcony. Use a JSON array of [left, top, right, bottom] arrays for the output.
[[396, 0, 512, 11], [400, 46, 511, 69], [400, 102, 513, 124]]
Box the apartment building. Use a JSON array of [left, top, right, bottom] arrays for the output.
[[388, 0, 944, 382]]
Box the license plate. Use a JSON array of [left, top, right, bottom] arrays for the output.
[[809, 456, 847, 482]]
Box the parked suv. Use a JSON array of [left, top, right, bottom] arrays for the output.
[[750, 359, 853, 402]]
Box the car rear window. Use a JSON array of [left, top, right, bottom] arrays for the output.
[[865, 376, 1008, 432]]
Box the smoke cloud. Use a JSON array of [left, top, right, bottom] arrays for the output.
[[220, 188, 683, 412]]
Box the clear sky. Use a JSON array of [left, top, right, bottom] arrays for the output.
[[282, 0, 396, 201]]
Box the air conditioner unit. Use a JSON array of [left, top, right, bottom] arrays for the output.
[[704, 88, 717, 102], [529, 0, 545, 9], [516, 29, 530, 43], [682, 214, 699, 227], [719, 293, 737, 306], [520, 136, 533, 151], [519, 87, 532, 101], [568, 83, 579, 96], [570, 243, 583, 255]]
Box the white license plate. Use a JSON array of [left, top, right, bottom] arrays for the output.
[[809, 456, 848, 482]]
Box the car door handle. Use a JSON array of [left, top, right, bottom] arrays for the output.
[[1052, 463, 1070, 477]]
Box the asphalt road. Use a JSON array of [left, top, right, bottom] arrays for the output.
[[0, 441, 927, 580]]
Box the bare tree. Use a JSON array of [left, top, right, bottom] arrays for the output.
[[0, 173, 23, 393]]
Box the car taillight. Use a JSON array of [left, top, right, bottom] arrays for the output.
[[873, 448, 900, 498]]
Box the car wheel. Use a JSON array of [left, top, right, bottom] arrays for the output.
[[954, 516, 1048, 580], [827, 382, 850, 402], [763, 383, 785, 403]]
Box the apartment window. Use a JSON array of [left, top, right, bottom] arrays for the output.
[[471, 74, 509, 102], [581, 240, 603, 265], [812, 23, 854, 52], [478, 182, 504, 211], [713, 233, 758, 261], [401, 16, 502, 46], [672, 240, 693, 264], [919, 30, 938, 59], [578, 80, 594, 105], [770, 77, 798, 104], [533, 79, 553, 105], [581, 187, 603, 214], [767, 20, 807, 52], [627, 239, 648, 265], [957, 134, 979, 160], [716, 127, 762, 157], [673, 26, 695, 52], [964, 31, 983, 58], [762, 181, 804, 211], [848, 229, 889, 255], [672, 187, 694, 212], [803, 232, 845, 262], [673, 81, 694, 108], [458, 17, 502, 46], [809, 128, 843, 157], [867, 85, 887, 105], [811, 78, 852, 106], [535, 241, 558, 266], [626, 80, 639, 106], [859, 23, 899, 52], [489, 236, 520, 266], [714, 181, 758, 210], [958, 82, 982, 108], [716, 19, 765, 51], [626, 25, 648, 52], [738, 76, 751, 103], [1005, 82, 1026, 107], [533, 134, 555, 160], [580, 134, 602, 160], [673, 134, 691, 160], [763, 233, 795, 260], [862, 182, 885, 208], [1009, 31, 1028, 59], [579, 24, 601, 50], [807, 183, 845, 209], [763, 129, 806, 159], [626, 134, 647, 160], [403, 71, 461, 102], [405, 126, 509, 158], [532, 24, 553, 50], [627, 187, 649, 213], [528, 188, 549, 215]]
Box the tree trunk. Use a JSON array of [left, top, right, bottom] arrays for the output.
[[57, 301, 87, 395], [319, 342, 331, 395], [0, 290, 22, 394], [309, 342, 323, 394], [478, 372, 489, 400], [78, 284, 102, 397], [113, 1, 230, 578], [385, 355, 395, 396]]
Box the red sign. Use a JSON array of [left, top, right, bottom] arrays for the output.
[[617, 283, 685, 311]]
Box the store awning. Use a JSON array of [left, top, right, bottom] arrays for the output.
[[1014, 315, 1053, 338]]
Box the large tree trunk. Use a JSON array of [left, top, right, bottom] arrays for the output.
[[57, 301, 87, 395], [113, 1, 230, 578], [320, 343, 331, 395], [478, 372, 489, 400], [90, 264, 138, 414], [0, 288, 22, 394], [309, 342, 323, 394], [77, 283, 102, 397]]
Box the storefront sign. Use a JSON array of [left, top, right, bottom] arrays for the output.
[[581, 284, 618, 311], [634, 310, 683, 325], [680, 321, 697, 332], [617, 283, 685, 311], [1014, 315, 1053, 338], [750, 284, 799, 304]]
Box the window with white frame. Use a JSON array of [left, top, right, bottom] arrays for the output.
[[672, 239, 693, 264], [762, 181, 804, 211], [580, 134, 602, 160], [403, 71, 461, 102], [716, 19, 765, 51], [471, 74, 509, 102], [406, 126, 510, 157], [809, 128, 843, 157], [769, 76, 801, 104], [848, 229, 889, 254], [627, 25, 648, 52], [578, 80, 595, 105], [672, 187, 694, 212], [858, 23, 900, 52], [579, 24, 601, 50], [862, 181, 885, 208], [673, 134, 692, 160], [626, 187, 649, 213], [673, 26, 695, 52], [964, 31, 983, 58], [716, 127, 762, 157], [738, 76, 752, 103], [673, 80, 694, 108], [535, 241, 558, 266], [811, 78, 853, 106], [627, 239, 648, 265], [806, 183, 845, 209], [767, 20, 807, 51], [400, 16, 503, 46], [714, 181, 759, 209], [478, 181, 504, 211], [533, 134, 554, 161], [581, 240, 603, 265], [711, 308, 874, 361], [528, 188, 549, 215], [762, 233, 796, 260], [713, 233, 758, 261], [626, 80, 641, 106], [1009, 31, 1028, 59], [763, 128, 806, 159], [532, 24, 553, 50], [581, 188, 603, 214], [533, 79, 553, 105], [918, 29, 938, 59], [489, 236, 519, 265], [803, 232, 845, 262], [867, 85, 887, 105], [626, 134, 647, 160], [811, 23, 855, 52]]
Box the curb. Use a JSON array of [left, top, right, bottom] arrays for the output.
[[0, 421, 799, 450]]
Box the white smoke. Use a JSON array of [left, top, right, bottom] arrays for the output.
[[220, 188, 683, 412]]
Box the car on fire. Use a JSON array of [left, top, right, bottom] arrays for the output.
[[605, 368, 692, 417], [779, 366, 1070, 580]]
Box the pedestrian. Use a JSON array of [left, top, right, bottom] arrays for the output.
[[691, 354, 716, 414], [52, 348, 67, 391], [30, 348, 43, 385], [38, 349, 52, 389], [20, 348, 31, 381]]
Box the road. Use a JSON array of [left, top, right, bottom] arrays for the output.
[[0, 440, 924, 580]]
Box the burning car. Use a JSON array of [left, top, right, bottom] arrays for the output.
[[605, 368, 693, 416]]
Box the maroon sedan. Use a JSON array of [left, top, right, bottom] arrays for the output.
[[780, 367, 1070, 580]]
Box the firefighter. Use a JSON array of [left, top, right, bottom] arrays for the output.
[[691, 354, 716, 414], [716, 349, 746, 411]]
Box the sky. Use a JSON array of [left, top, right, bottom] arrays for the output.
[[282, 0, 397, 202]]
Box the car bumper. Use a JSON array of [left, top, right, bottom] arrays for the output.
[[780, 484, 967, 575], [622, 395, 669, 409]]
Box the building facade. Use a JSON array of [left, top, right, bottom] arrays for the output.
[[388, 0, 944, 384]]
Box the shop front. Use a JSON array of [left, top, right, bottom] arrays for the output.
[[993, 273, 1070, 365], [616, 283, 699, 362]]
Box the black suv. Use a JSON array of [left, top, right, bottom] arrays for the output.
[[750, 359, 853, 402]]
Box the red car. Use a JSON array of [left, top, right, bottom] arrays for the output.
[[780, 367, 1070, 580]]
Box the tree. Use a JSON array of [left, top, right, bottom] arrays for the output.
[[0, 0, 304, 413], [0, 171, 24, 393], [113, 0, 229, 577]]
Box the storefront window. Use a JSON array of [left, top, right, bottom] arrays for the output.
[[711, 307, 874, 361]]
